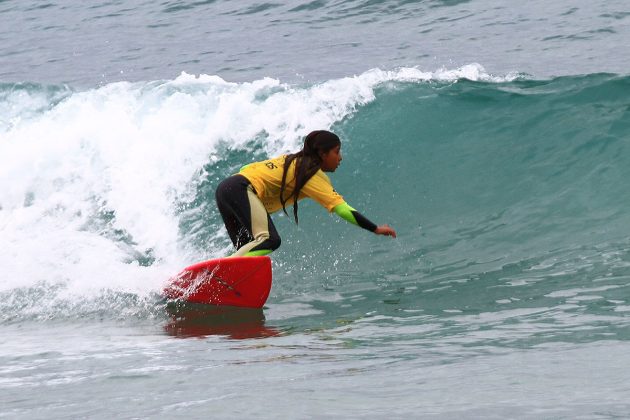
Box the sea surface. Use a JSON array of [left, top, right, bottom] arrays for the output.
[[2, 1, 630, 418]]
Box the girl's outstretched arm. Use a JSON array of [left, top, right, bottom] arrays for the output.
[[333, 203, 397, 238]]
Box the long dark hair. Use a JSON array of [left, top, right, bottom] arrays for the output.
[[280, 130, 341, 224]]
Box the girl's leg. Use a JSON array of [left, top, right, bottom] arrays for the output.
[[215, 175, 281, 256], [233, 186, 281, 256]]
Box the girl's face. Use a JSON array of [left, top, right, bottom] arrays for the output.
[[320, 145, 342, 172]]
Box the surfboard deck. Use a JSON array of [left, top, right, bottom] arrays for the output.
[[163, 256, 272, 308]]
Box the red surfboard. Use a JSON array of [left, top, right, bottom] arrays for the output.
[[163, 256, 272, 308]]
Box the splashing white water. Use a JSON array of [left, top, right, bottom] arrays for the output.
[[0, 64, 511, 309]]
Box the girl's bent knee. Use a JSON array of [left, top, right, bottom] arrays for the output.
[[268, 236, 281, 251]]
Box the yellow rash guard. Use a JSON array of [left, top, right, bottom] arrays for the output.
[[239, 156, 377, 232], [239, 155, 345, 213]]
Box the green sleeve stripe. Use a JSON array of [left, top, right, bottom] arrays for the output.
[[333, 202, 378, 232], [333, 202, 358, 226], [333, 202, 359, 226]]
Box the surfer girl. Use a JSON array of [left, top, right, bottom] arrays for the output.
[[215, 130, 397, 257]]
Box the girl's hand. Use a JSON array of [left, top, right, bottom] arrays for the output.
[[374, 225, 397, 238]]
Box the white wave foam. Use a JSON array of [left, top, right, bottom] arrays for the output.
[[358, 63, 521, 84], [0, 65, 513, 310]]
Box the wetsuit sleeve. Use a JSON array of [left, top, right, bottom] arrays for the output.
[[333, 202, 378, 232]]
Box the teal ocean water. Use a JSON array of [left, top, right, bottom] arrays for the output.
[[2, 1, 630, 419]]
